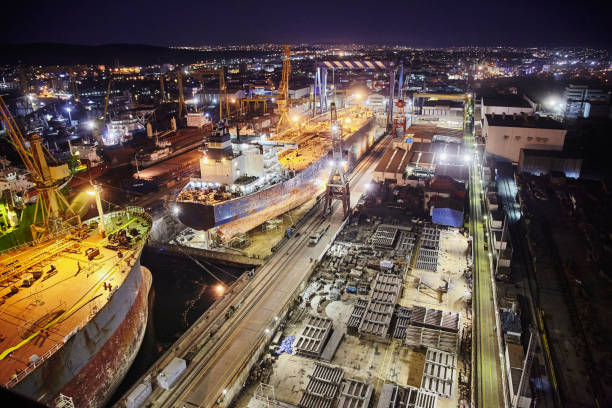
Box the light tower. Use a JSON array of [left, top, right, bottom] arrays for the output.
[[324, 102, 350, 218]]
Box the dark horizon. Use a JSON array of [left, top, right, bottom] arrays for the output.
[[5, 0, 611, 50]]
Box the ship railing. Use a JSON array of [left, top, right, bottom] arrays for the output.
[[5, 341, 63, 388], [0, 225, 76, 257]]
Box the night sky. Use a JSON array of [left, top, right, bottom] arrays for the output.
[[6, 0, 612, 48]]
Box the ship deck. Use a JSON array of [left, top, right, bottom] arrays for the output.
[[176, 107, 375, 207], [271, 106, 375, 172], [0, 208, 152, 387]]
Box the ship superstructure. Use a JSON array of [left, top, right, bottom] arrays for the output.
[[176, 106, 380, 240]]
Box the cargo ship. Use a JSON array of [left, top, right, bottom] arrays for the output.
[[0, 207, 153, 408], [176, 106, 381, 240]]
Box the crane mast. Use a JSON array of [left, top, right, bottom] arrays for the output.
[[275, 45, 291, 133], [0, 96, 78, 240]]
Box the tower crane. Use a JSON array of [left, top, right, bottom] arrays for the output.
[[0, 96, 78, 240], [159, 74, 166, 102], [102, 76, 113, 123], [275, 45, 291, 133]]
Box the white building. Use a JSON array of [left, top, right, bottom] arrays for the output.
[[483, 113, 566, 163], [481, 96, 535, 116]]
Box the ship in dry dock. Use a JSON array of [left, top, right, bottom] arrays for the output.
[[176, 105, 381, 240]]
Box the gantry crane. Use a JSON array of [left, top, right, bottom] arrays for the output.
[[0, 96, 78, 240], [392, 99, 407, 139], [177, 68, 229, 120], [275, 45, 291, 133], [323, 102, 350, 218]]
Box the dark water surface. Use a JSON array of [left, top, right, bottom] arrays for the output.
[[107, 249, 245, 406]]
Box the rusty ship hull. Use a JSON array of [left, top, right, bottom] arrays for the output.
[[177, 117, 379, 238], [12, 264, 150, 408], [0, 209, 153, 408]]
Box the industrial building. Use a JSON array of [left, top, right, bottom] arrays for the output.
[[483, 113, 566, 163], [563, 84, 610, 118], [373, 125, 468, 185], [518, 148, 582, 178], [481, 95, 535, 116]]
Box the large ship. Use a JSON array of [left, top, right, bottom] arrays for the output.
[[104, 121, 212, 169], [0, 97, 153, 408], [0, 208, 153, 407], [176, 106, 381, 240]]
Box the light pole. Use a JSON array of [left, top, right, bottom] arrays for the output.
[[66, 107, 73, 124], [87, 185, 105, 236]]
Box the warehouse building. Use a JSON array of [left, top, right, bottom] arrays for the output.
[[518, 149, 582, 178], [481, 95, 535, 116], [483, 113, 566, 163]]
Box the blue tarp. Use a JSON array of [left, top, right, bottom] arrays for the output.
[[432, 207, 463, 228], [275, 336, 295, 355]]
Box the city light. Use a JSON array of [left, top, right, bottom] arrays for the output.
[[173, 206, 180, 215], [216, 284, 225, 294], [86, 190, 97, 196], [86, 120, 96, 130]]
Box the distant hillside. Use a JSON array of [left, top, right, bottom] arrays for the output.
[[0, 43, 270, 66]]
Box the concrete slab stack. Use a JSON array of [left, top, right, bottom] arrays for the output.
[[376, 383, 439, 408], [295, 316, 333, 359], [420, 348, 457, 398], [298, 364, 344, 408], [358, 274, 402, 338], [347, 299, 368, 334], [371, 226, 399, 248], [336, 378, 373, 408]]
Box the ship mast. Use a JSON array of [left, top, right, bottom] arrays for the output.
[[0, 96, 78, 240]]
